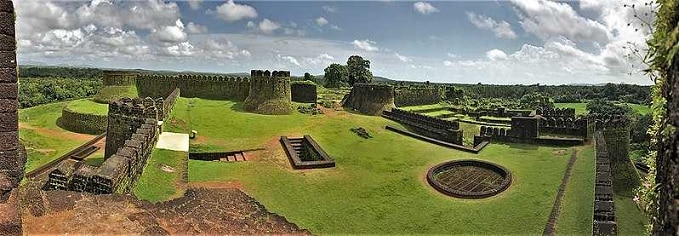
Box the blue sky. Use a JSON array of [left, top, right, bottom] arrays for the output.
[[15, 0, 654, 85]]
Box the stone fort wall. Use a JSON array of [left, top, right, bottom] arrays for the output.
[[394, 86, 442, 107], [243, 70, 292, 115], [60, 107, 108, 135], [343, 83, 396, 116], [0, 1, 25, 234], [137, 74, 250, 101], [104, 98, 160, 159]]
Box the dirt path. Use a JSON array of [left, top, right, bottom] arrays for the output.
[[19, 122, 94, 142], [542, 148, 579, 235]]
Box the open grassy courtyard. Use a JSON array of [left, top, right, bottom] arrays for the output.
[[164, 97, 602, 234]]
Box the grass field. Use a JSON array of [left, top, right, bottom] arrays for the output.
[[134, 149, 187, 203], [65, 99, 108, 115], [19, 101, 95, 172], [93, 86, 138, 103], [175, 97, 601, 234], [555, 103, 588, 115]]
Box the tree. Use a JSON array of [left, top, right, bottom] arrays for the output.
[[303, 72, 317, 84], [586, 99, 632, 115], [323, 63, 348, 88], [346, 55, 373, 85], [519, 92, 553, 109]]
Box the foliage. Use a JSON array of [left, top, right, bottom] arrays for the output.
[[18, 77, 102, 108], [346, 55, 373, 85], [519, 92, 553, 109], [586, 99, 633, 115], [303, 72, 318, 84], [444, 86, 464, 103], [19, 66, 103, 79], [323, 63, 348, 88]]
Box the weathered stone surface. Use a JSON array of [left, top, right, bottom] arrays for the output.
[[342, 83, 395, 116], [0, 99, 16, 112], [0, 35, 14, 51], [0, 68, 17, 83], [0, 112, 17, 132], [0, 131, 17, 151], [0, 83, 16, 99], [0, 12, 14, 36], [0, 1, 13, 13], [0, 51, 16, 68]]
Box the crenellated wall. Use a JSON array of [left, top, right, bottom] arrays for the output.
[[394, 86, 442, 107], [343, 83, 396, 116], [243, 70, 293, 115], [104, 97, 160, 159], [137, 74, 250, 101]]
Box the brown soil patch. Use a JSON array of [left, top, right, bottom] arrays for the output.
[[552, 149, 568, 156], [189, 181, 245, 190], [19, 122, 94, 142], [21, 183, 310, 235]]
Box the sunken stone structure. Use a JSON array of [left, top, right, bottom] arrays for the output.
[[343, 83, 396, 116], [0, 1, 25, 233], [383, 108, 463, 145], [243, 70, 293, 115], [290, 81, 317, 103], [427, 159, 511, 199], [280, 135, 335, 169]]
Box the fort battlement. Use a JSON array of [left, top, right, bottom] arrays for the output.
[[136, 74, 250, 101], [104, 97, 160, 159], [342, 83, 396, 115], [102, 70, 138, 86], [243, 70, 293, 115], [394, 86, 442, 107]]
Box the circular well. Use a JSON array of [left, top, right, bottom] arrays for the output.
[[427, 159, 512, 199]]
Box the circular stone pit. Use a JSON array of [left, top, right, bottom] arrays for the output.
[[427, 159, 512, 199]]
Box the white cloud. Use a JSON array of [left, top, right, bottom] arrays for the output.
[[510, 0, 610, 43], [395, 53, 412, 62], [486, 49, 508, 60], [186, 22, 208, 34], [322, 5, 337, 13], [352, 39, 378, 52], [149, 19, 187, 43], [318, 53, 334, 60], [211, 0, 258, 22], [187, 0, 202, 10], [258, 19, 280, 34], [316, 17, 329, 26], [447, 53, 458, 58], [466, 12, 517, 39], [280, 55, 301, 66], [413, 2, 439, 15]]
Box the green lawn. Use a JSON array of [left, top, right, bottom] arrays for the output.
[[180, 98, 595, 234], [19, 101, 95, 172], [621, 103, 651, 116], [555, 103, 588, 115], [134, 149, 187, 203], [93, 85, 138, 103], [399, 103, 448, 111], [65, 99, 108, 115], [555, 146, 595, 234]]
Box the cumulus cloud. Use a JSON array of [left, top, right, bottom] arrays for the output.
[[413, 2, 439, 15], [280, 55, 301, 66], [352, 39, 378, 52], [486, 49, 508, 61], [186, 22, 208, 34], [510, 0, 610, 43], [466, 12, 517, 39], [211, 0, 258, 22], [316, 17, 329, 26], [258, 19, 281, 34], [322, 5, 337, 13]]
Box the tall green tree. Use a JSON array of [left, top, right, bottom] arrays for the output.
[[346, 55, 373, 85], [323, 63, 348, 88], [303, 72, 317, 84]]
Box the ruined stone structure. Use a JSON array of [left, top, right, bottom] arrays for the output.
[[592, 131, 618, 235], [47, 118, 158, 194], [394, 86, 442, 107], [477, 116, 584, 146], [343, 83, 396, 116], [93, 70, 139, 104], [383, 108, 463, 145], [137, 74, 249, 101], [290, 81, 317, 103], [243, 70, 293, 115], [0, 1, 25, 233], [280, 135, 335, 169], [537, 107, 588, 138], [104, 97, 160, 159], [60, 107, 108, 134]]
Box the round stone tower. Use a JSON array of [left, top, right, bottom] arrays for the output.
[[243, 70, 293, 115], [93, 70, 139, 104]]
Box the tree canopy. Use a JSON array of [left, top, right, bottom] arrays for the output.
[[346, 55, 373, 86], [323, 63, 348, 88]]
